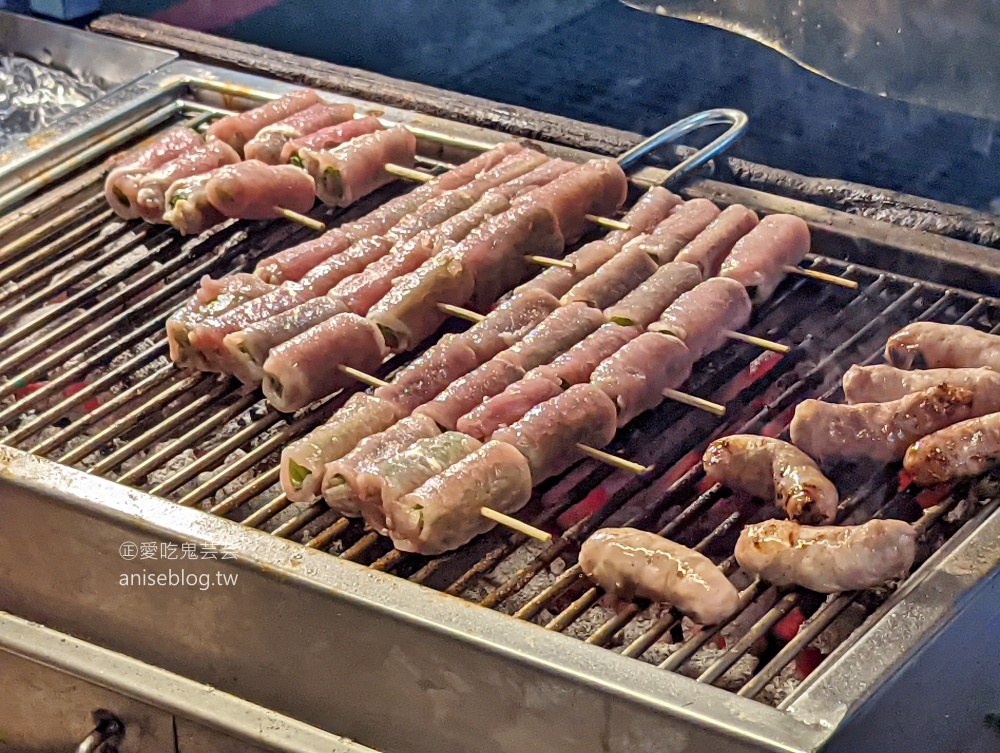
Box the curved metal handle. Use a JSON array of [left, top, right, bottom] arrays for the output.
[[76, 715, 124, 753], [617, 108, 748, 184]]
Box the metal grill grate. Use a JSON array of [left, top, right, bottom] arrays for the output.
[[2, 87, 998, 711]]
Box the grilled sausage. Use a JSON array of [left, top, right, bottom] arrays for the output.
[[735, 519, 917, 593], [579, 527, 740, 625], [843, 364, 1000, 404], [703, 435, 838, 524], [790, 384, 979, 463], [885, 322, 1000, 370], [904, 412, 1000, 485]]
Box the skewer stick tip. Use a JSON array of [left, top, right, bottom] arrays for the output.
[[585, 213, 630, 232], [527, 255, 574, 269], [481, 507, 552, 542], [661, 388, 726, 416], [575, 443, 650, 475], [438, 302, 485, 322], [783, 265, 858, 289], [275, 207, 325, 232], [339, 364, 389, 389], [385, 163, 434, 183], [723, 330, 791, 354]]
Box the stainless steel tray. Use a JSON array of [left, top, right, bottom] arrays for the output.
[[0, 11, 175, 187]]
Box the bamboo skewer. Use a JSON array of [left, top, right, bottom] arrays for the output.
[[576, 444, 650, 475], [661, 388, 726, 416], [783, 265, 857, 289], [584, 213, 630, 231], [439, 303, 485, 323], [274, 207, 325, 232], [480, 507, 551, 542], [338, 365, 387, 388], [527, 255, 574, 269], [723, 330, 790, 354]]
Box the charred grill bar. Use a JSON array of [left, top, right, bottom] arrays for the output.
[[1, 16, 999, 753]]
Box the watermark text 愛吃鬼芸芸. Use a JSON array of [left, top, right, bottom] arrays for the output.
[[118, 541, 238, 591]]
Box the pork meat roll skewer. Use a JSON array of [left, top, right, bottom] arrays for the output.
[[356, 431, 483, 534], [843, 364, 1000, 405], [457, 288, 560, 361], [674, 204, 759, 277], [206, 160, 316, 219], [280, 115, 385, 165], [222, 297, 349, 384], [456, 373, 564, 441], [135, 141, 240, 223], [334, 192, 510, 316], [497, 303, 607, 371], [206, 89, 322, 154], [626, 198, 722, 265], [735, 519, 917, 593], [560, 245, 658, 309], [580, 528, 741, 625], [530, 322, 642, 388], [512, 186, 678, 299], [514, 157, 628, 244], [279, 393, 397, 503], [386, 440, 533, 555], [322, 415, 441, 517], [166, 274, 274, 370], [649, 277, 752, 361], [262, 313, 389, 412], [372, 334, 480, 419], [491, 383, 618, 483], [367, 248, 476, 352], [164, 161, 316, 235], [703, 435, 839, 524], [591, 333, 694, 426], [789, 383, 993, 464], [885, 322, 1000, 371], [255, 141, 525, 282], [604, 261, 702, 327], [105, 126, 203, 219], [243, 102, 356, 164], [416, 359, 526, 431], [300, 125, 417, 207], [719, 214, 812, 302], [904, 412, 1000, 485], [599, 186, 683, 247], [163, 172, 228, 236]]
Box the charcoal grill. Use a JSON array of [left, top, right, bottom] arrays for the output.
[[1, 19, 999, 753]]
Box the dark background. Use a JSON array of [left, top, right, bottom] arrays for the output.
[[101, 0, 1000, 211]]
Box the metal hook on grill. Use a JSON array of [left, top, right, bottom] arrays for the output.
[[617, 108, 748, 184]]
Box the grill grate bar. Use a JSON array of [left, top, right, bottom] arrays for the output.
[[92, 377, 228, 478], [55, 370, 201, 466], [7, 339, 169, 448], [0, 202, 112, 289]]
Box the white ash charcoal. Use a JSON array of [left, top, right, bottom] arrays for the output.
[[756, 661, 801, 707], [677, 646, 759, 691], [625, 639, 680, 666], [260, 500, 315, 533], [557, 603, 618, 640], [460, 539, 551, 604], [548, 556, 567, 576], [146, 448, 198, 488], [812, 602, 867, 655]]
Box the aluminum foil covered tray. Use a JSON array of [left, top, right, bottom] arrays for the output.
[[0, 10, 175, 153], [0, 53, 105, 150]]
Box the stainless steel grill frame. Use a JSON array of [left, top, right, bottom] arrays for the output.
[[1, 59, 999, 753]]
